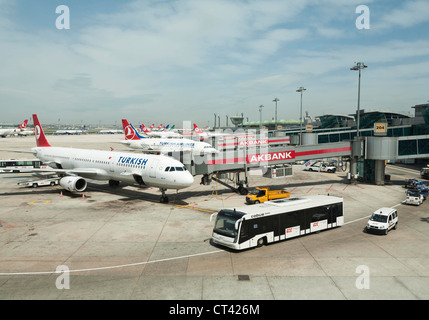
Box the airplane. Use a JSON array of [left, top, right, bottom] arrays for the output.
[[17, 120, 35, 136], [193, 123, 254, 140], [0, 119, 29, 137], [54, 125, 86, 135], [140, 124, 182, 138], [120, 119, 219, 154], [5, 114, 194, 203], [98, 129, 123, 134]]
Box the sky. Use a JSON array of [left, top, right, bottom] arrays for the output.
[[1, 0, 429, 126]]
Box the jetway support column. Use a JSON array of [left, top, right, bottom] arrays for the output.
[[374, 160, 385, 185]]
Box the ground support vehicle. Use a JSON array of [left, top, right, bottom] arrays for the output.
[[211, 195, 343, 250], [421, 167, 429, 179], [18, 178, 59, 188], [246, 187, 290, 204], [303, 161, 337, 173], [405, 189, 423, 206], [365, 207, 398, 235]]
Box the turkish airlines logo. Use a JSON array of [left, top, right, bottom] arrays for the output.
[[35, 125, 41, 140], [125, 125, 136, 140]]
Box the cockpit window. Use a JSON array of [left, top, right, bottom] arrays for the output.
[[165, 166, 187, 172]]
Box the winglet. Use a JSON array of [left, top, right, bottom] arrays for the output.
[[32, 114, 51, 147]]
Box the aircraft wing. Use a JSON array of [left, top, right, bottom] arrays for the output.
[[3, 167, 107, 177]]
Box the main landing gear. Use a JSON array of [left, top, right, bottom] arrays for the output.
[[160, 188, 169, 203]]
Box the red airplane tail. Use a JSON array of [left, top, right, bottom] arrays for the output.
[[18, 119, 28, 130], [32, 114, 51, 147], [193, 123, 204, 134], [121, 119, 140, 141]]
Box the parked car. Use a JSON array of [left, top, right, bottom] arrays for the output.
[[303, 162, 337, 173]]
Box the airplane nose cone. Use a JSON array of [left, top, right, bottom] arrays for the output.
[[183, 172, 194, 187]]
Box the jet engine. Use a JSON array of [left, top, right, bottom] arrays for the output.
[[59, 176, 87, 192]]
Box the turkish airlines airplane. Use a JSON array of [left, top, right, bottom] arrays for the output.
[[120, 119, 219, 154], [0, 119, 29, 137], [140, 124, 182, 138], [11, 114, 194, 203]]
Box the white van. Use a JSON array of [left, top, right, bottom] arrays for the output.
[[365, 207, 398, 235]]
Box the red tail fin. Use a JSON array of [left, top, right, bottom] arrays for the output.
[[18, 119, 28, 130], [32, 114, 51, 147], [121, 119, 140, 141], [193, 123, 203, 134], [141, 124, 150, 133]]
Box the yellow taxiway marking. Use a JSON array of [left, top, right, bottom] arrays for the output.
[[27, 200, 52, 205]]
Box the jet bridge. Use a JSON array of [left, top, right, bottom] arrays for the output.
[[180, 141, 352, 194]]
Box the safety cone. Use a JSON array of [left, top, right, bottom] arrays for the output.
[[60, 191, 63, 197], [82, 193, 85, 200]]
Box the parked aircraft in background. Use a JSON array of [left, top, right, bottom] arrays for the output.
[[54, 125, 87, 135], [0, 120, 29, 137], [140, 124, 181, 138], [98, 129, 123, 134], [4, 114, 194, 203], [120, 120, 218, 154]]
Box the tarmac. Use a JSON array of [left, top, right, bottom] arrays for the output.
[[0, 134, 428, 301]]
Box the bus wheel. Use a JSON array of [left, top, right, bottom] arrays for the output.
[[257, 237, 265, 247]]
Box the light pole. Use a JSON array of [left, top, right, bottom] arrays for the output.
[[258, 105, 264, 130], [350, 62, 367, 138], [272, 98, 279, 131], [296, 87, 306, 145]]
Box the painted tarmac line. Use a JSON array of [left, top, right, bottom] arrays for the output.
[[0, 249, 225, 276]]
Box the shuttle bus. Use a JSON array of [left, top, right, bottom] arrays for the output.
[[210, 195, 344, 250], [0, 159, 48, 173]]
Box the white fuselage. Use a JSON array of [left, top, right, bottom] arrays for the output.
[[0, 128, 18, 137], [142, 131, 182, 138], [31, 146, 194, 189], [121, 138, 218, 154]]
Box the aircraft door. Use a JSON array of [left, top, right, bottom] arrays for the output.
[[149, 160, 158, 178]]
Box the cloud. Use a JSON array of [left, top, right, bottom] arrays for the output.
[[0, 0, 428, 124], [376, 0, 429, 29]]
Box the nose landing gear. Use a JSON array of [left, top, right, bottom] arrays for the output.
[[160, 188, 169, 203]]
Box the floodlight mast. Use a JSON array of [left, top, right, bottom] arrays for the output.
[[296, 87, 306, 145], [350, 62, 367, 137], [272, 98, 279, 131]]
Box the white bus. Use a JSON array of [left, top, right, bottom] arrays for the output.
[[0, 159, 48, 173], [210, 195, 344, 250]]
